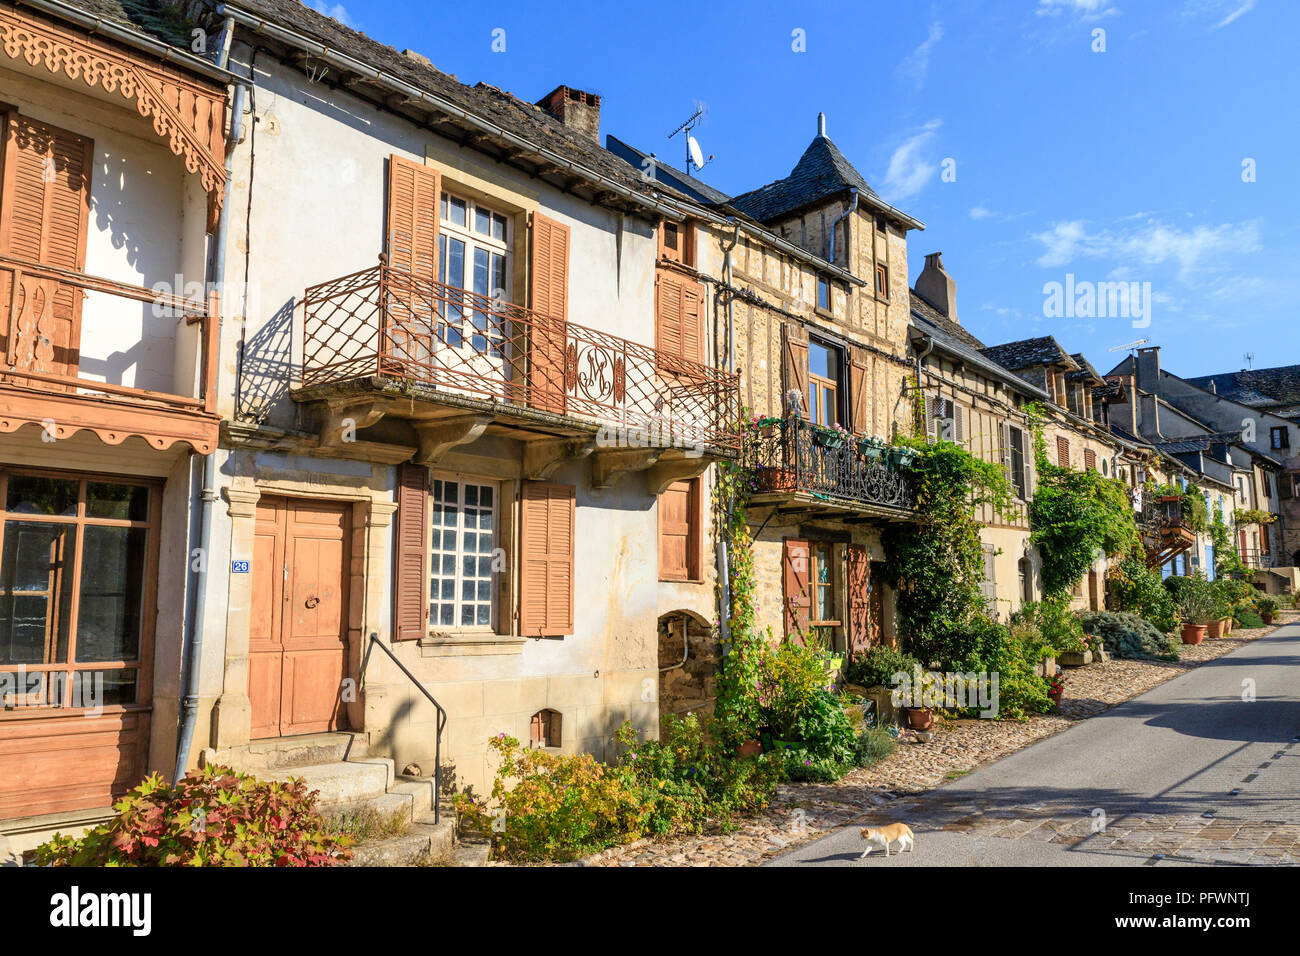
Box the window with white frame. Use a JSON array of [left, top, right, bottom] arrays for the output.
[[429, 478, 497, 629], [438, 192, 511, 356]]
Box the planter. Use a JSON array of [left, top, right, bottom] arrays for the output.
[[755, 466, 796, 493], [1206, 619, 1225, 639], [1034, 656, 1059, 678], [736, 739, 763, 758], [859, 444, 884, 461], [1261, 613, 1274, 625], [889, 449, 917, 469], [865, 685, 900, 727], [905, 707, 934, 731], [1048, 686, 1064, 706], [1181, 623, 1207, 645], [1059, 649, 1093, 667]]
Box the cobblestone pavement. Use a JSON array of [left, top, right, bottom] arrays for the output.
[[580, 613, 1298, 867]]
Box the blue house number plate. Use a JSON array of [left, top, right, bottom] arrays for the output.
[[232, 560, 250, 573]]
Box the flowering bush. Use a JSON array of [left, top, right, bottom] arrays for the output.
[[36, 766, 352, 866]]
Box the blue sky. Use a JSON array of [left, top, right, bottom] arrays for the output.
[[313, 0, 1296, 378]]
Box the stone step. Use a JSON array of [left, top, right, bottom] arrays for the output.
[[201, 732, 372, 774], [266, 757, 394, 808], [346, 814, 457, 867]]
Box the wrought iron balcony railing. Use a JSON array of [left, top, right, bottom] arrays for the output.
[[301, 263, 740, 451], [743, 415, 916, 513]]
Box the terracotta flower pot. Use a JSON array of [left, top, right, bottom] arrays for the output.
[[1261, 613, 1274, 625], [905, 707, 934, 731], [1206, 619, 1225, 639], [1048, 686, 1064, 706], [1181, 623, 1207, 645]]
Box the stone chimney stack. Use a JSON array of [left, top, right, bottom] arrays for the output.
[[536, 86, 601, 142], [916, 252, 959, 322], [817, 112, 826, 138], [1135, 346, 1161, 394]]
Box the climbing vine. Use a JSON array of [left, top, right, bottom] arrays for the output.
[[882, 436, 1015, 667], [1024, 404, 1139, 598]]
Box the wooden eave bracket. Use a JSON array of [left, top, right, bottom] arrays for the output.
[[314, 397, 386, 449], [523, 437, 595, 480], [412, 414, 491, 464]]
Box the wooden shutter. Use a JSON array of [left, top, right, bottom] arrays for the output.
[[782, 324, 810, 417], [658, 478, 699, 581], [1056, 436, 1070, 468], [845, 544, 871, 653], [528, 213, 570, 414], [782, 538, 812, 637], [655, 269, 705, 369], [1084, 448, 1097, 472], [394, 462, 429, 640], [0, 110, 93, 380], [385, 154, 440, 276], [519, 481, 575, 637], [848, 346, 870, 435]]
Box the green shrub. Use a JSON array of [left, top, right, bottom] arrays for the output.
[[953, 616, 1053, 721], [1236, 610, 1265, 628], [1077, 610, 1179, 661], [36, 766, 352, 866], [844, 645, 919, 688], [1168, 574, 1217, 624], [1256, 596, 1278, 616], [1108, 555, 1180, 632], [853, 725, 898, 767], [1010, 596, 1087, 655]]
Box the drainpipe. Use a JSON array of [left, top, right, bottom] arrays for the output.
[[915, 334, 935, 438], [716, 221, 741, 651], [174, 21, 243, 781], [827, 188, 858, 270]]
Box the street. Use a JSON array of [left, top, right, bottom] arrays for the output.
[[768, 623, 1300, 867]]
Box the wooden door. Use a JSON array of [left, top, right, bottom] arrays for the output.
[[249, 497, 350, 738], [845, 544, 871, 653]]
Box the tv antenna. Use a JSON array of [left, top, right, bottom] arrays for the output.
[[1243, 351, 1254, 369], [668, 105, 714, 176], [1108, 337, 1149, 352]]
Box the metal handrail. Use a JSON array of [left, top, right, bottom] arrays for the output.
[[362, 632, 447, 824]]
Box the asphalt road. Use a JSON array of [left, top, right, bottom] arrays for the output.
[[767, 622, 1300, 867]]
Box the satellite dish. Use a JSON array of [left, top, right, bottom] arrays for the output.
[[687, 135, 705, 172]]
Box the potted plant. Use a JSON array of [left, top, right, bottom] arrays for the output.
[[857, 436, 886, 461], [1257, 596, 1277, 625], [1176, 577, 1216, 645], [1047, 672, 1066, 707], [905, 706, 935, 731], [889, 447, 918, 469]]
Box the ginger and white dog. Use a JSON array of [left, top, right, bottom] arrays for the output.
[[859, 823, 914, 858]]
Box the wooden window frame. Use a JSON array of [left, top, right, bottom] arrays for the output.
[[658, 477, 702, 583], [1007, 425, 1028, 500], [1270, 427, 1289, 450], [809, 542, 840, 631], [874, 262, 889, 301], [807, 338, 843, 428], [428, 475, 500, 633], [816, 274, 832, 315], [0, 467, 160, 716]]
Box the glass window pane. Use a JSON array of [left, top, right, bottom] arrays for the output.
[[808, 342, 830, 379], [476, 604, 490, 626], [72, 669, 136, 708], [492, 214, 507, 241], [75, 526, 146, 663], [445, 195, 466, 227], [0, 521, 75, 665], [86, 482, 149, 521], [465, 485, 478, 507], [823, 388, 837, 426], [6, 476, 78, 516], [475, 206, 492, 235]]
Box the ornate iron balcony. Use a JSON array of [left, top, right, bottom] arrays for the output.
[[742, 415, 916, 514]]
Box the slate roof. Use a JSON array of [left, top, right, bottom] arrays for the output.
[[728, 133, 879, 223], [980, 336, 1079, 373], [1067, 353, 1104, 384], [604, 135, 731, 206], [909, 289, 985, 350], [909, 301, 1050, 401], [28, 0, 199, 47], [1186, 365, 1300, 409]]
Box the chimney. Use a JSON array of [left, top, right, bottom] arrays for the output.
[[1135, 346, 1161, 393], [536, 85, 601, 143], [916, 252, 958, 322], [817, 112, 827, 138]]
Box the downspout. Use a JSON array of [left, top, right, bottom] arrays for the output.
[[175, 18, 243, 781], [827, 188, 858, 270], [915, 334, 935, 438], [716, 221, 741, 652]]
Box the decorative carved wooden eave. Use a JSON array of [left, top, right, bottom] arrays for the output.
[[0, 384, 221, 453], [0, 7, 227, 231]]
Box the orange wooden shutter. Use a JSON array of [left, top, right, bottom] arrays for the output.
[[1084, 448, 1097, 471], [519, 481, 575, 637], [1056, 436, 1070, 468], [782, 538, 812, 637], [528, 213, 570, 414], [0, 110, 93, 379], [658, 478, 699, 581], [394, 462, 429, 640], [655, 269, 705, 370], [385, 154, 440, 276], [782, 324, 810, 417], [845, 544, 871, 653], [848, 346, 870, 435]]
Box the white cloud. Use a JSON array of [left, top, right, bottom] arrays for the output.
[[309, 1, 356, 28], [900, 22, 943, 89], [882, 120, 942, 202], [969, 205, 994, 221], [1036, 0, 1119, 20], [1032, 217, 1262, 281], [1210, 0, 1257, 29]]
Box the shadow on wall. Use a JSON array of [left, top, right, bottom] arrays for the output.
[[238, 298, 295, 424]]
